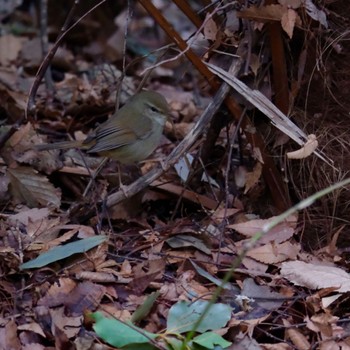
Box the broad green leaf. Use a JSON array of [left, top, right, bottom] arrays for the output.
[[91, 312, 157, 348], [193, 332, 231, 349], [167, 300, 232, 334], [20, 235, 107, 269]]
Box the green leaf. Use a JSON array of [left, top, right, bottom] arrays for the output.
[[167, 300, 232, 334], [20, 235, 107, 269], [166, 235, 211, 255], [124, 344, 159, 350], [190, 260, 233, 290], [131, 291, 160, 323], [91, 312, 157, 348], [164, 336, 184, 350], [193, 332, 231, 349]]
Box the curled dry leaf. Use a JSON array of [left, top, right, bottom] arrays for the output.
[[287, 134, 318, 159], [76, 271, 117, 283]]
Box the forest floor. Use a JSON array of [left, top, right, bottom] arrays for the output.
[[1, 1, 350, 349]]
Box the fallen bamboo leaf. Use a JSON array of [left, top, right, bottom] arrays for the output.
[[20, 235, 107, 269]]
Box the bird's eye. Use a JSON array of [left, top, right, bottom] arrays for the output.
[[149, 106, 159, 113]]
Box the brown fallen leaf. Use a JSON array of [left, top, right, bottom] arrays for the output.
[[283, 319, 311, 350], [203, 13, 218, 41], [229, 214, 297, 243], [245, 241, 300, 264], [0, 34, 25, 66], [281, 8, 298, 39], [7, 166, 61, 208], [0, 320, 21, 350], [280, 261, 350, 293]]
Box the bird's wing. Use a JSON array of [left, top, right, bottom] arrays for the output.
[[84, 114, 153, 154]]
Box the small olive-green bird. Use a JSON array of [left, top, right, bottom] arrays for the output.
[[36, 91, 170, 163]]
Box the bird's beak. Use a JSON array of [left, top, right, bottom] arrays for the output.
[[166, 111, 174, 130]]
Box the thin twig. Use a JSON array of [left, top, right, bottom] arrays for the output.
[[39, 0, 54, 91], [215, 107, 246, 264]]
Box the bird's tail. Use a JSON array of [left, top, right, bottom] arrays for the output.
[[35, 140, 83, 151]]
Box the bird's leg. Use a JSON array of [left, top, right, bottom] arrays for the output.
[[117, 163, 128, 197], [83, 157, 108, 197]]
